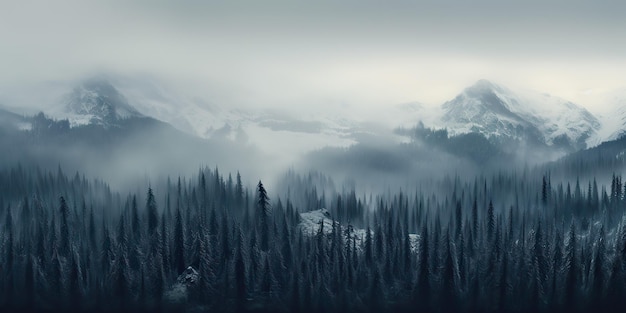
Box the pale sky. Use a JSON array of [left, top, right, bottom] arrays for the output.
[[1, 0, 625, 114]]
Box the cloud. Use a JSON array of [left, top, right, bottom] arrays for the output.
[[0, 0, 624, 111]]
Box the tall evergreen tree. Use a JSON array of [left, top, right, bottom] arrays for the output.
[[563, 223, 579, 311], [415, 224, 430, 311], [131, 195, 141, 242], [173, 203, 185, 274], [257, 181, 271, 251], [59, 196, 71, 256], [146, 187, 158, 235]]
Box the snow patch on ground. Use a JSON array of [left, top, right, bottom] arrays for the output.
[[298, 209, 419, 251], [165, 266, 199, 303]]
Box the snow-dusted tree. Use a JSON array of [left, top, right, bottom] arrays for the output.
[[173, 203, 185, 274]]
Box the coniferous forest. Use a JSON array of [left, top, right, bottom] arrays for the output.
[[1, 162, 626, 313], [3, 1, 626, 312]]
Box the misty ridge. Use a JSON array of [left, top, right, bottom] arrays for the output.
[[0, 72, 625, 313], [3, 1, 626, 312], [0, 76, 622, 190]]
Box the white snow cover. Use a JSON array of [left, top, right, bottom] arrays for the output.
[[52, 79, 142, 127], [165, 266, 200, 303], [28, 77, 626, 156], [298, 208, 419, 251], [441, 80, 601, 147], [516, 91, 601, 146], [593, 89, 626, 143]]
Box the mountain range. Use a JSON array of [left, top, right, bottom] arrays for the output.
[[63, 78, 143, 127], [596, 88, 626, 142], [0, 77, 625, 164], [441, 80, 602, 150]]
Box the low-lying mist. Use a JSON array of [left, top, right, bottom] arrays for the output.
[[2, 105, 624, 204], [0, 113, 290, 193]]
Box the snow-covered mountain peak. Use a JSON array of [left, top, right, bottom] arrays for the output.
[[599, 90, 626, 141], [464, 79, 508, 95], [442, 80, 531, 138], [440, 80, 600, 150], [63, 78, 141, 127]]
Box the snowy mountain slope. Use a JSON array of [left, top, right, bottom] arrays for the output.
[[4, 75, 620, 161], [517, 91, 601, 147], [61, 78, 142, 127], [441, 80, 601, 149], [597, 90, 626, 142], [442, 80, 536, 138], [114, 79, 362, 161], [609, 102, 626, 141]]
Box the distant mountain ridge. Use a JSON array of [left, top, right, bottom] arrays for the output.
[[64, 78, 142, 127], [1, 77, 624, 158], [602, 90, 626, 141], [440, 80, 601, 150]]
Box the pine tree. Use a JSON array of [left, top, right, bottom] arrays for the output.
[[173, 204, 185, 274], [563, 223, 579, 311], [146, 187, 158, 235], [117, 214, 128, 249], [365, 226, 373, 266], [49, 248, 64, 308], [259, 256, 280, 303], [68, 250, 83, 309], [441, 231, 458, 313], [590, 226, 607, 309], [24, 254, 36, 310], [112, 247, 131, 309], [234, 227, 247, 312], [88, 206, 97, 252], [550, 230, 564, 309], [151, 253, 166, 305], [59, 196, 71, 256], [607, 223, 626, 311], [455, 201, 462, 239], [197, 234, 216, 303], [487, 200, 495, 242], [542, 176, 548, 206], [472, 198, 478, 238], [160, 214, 170, 279], [236, 171, 244, 207], [131, 195, 141, 242], [257, 181, 271, 251], [367, 266, 386, 312], [414, 224, 430, 311], [289, 273, 301, 313], [3, 207, 15, 307], [101, 224, 114, 277]]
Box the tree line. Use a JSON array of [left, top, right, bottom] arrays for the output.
[[1, 164, 626, 312]]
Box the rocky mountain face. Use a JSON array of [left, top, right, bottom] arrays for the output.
[[441, 80, 601, 150], [604, 91, 626, 141], [43, 77, 618, 153], [2, 76, 623, 163], [64, 78, 142, 127]]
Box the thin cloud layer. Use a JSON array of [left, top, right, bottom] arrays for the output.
[[1, 0, 624, 111]]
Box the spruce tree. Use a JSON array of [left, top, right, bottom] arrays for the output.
[[59, 196, 71, 256], [173, 204, 185, 274], [257, 180, 271, 251], [146, 187, 158, 235]]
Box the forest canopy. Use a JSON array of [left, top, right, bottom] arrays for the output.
[[1, 162, 626, 312]]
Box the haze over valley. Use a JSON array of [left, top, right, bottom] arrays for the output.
[[1, 1, 626, 312]]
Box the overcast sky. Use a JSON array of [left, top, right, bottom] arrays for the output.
[[1, 0, 625, 113]]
